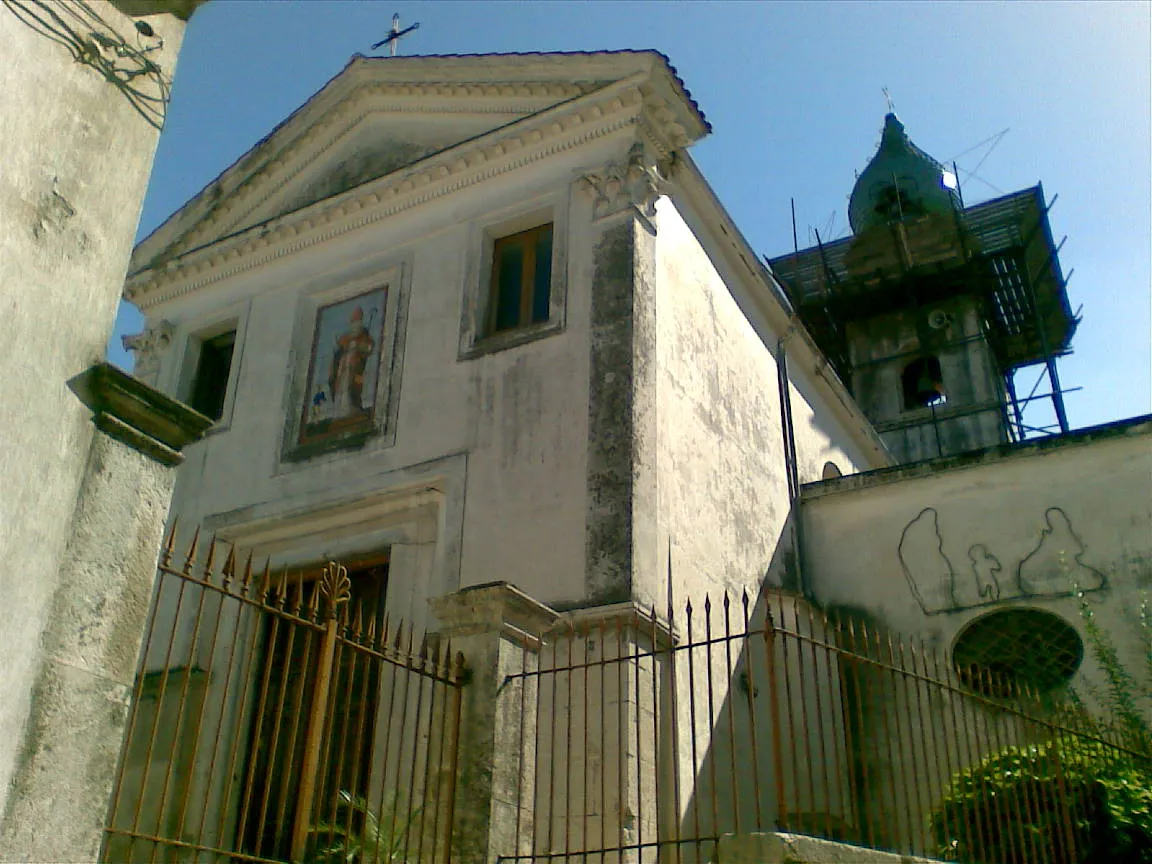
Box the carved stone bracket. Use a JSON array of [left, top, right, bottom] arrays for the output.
[[121, 319, 173, 385], [583, 142, 667, 227], [68, 362, 212, 466]]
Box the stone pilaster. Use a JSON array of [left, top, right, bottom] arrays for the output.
[[429, 582, 560, 864], [0, 363, 210, 863], [583, 143, 665, 607]]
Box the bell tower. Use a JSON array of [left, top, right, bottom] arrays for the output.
[[769, 113, 1077, 464]]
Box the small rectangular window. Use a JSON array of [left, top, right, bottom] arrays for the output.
[[188, 330, 236, 421], [488, 223, 553, 334]]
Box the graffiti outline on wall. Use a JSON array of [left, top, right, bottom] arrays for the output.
[[898, 506, 1106, 615]]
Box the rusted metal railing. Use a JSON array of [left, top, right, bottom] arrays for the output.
[[101, 526, 464, 864], [498, 587, 1150, 863]]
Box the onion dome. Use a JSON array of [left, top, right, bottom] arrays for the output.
[[848, 113, 961, 234]]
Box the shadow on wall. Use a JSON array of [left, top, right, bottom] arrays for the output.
[[516, 588, 1086, 862], [659, 590, 1107, 863], [763, 503, 803, 595]]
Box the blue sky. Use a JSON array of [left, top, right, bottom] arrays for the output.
[[113, 0, 1151, 431]]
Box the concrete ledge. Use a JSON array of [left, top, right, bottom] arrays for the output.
[[715, 833, 943, 864], [429, 581, 561, 646], [68, 362, 212, 466], [801, 413, 1152, 502]]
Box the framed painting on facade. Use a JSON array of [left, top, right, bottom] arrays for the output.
[[297, 287, 388, 449]]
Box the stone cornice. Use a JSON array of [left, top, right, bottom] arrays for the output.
[[429, 581, 562, 646], [168, 81, 594, 255], [67, 363, 212, 466], [131, 52, 709, 274], [127, 76, 697, 309]]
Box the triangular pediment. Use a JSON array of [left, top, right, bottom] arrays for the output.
[[215, 94, 574, 239], [130, 51, 708, 276]]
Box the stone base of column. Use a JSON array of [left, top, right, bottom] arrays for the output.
[[430, 582, 561, 864], [0, 364, 210, 863]]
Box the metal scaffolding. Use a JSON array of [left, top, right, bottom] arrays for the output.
[[768, 185, 1078, 452]]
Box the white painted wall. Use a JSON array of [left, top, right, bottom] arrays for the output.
[[638, 197, 888, 846], [801, 422, 1152, 697], [0, 3, 186, 814], [643, 197, 877, 610], [142, 130, 647, 627], [786, 425, 1151, 849]]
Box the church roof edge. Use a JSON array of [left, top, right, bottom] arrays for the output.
[[129, 49, 708, 277], [801, 414, 1152, 502], [343, 49, 709, 132]]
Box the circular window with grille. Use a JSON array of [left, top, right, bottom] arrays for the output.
[[952, 608, 1083, 698]]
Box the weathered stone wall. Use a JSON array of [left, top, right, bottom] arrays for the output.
[[138, 130, 643, 623], [800, 419, 1152, 694], [585, 217, 643, 604], [847, 297, 1007, 463], [0, 423, 181, 862], [645, 198, 875, 609], [0, 1, 187, 818]]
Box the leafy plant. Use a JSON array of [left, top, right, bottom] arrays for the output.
[[929, 738, 1152, 863], [305, 790, 425, 864], [1070, 593, 1152, 754], [929, 592, 1152, 863]]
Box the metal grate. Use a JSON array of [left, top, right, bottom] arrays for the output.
[[101, 529, 464, 864], [497, 588, 1145, 864], [953, 607, 1084, 698]]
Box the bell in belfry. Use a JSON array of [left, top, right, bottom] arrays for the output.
[[902, 356, 946, 409], [914, 365, 942, 405]]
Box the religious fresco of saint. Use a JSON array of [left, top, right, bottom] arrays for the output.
[[298, 287, 387, 449]]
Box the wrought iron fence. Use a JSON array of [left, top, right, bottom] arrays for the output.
[[102, 527, 464, 864], [498, 588, 1150, 863]]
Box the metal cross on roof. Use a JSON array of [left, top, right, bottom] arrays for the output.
[[882, 86, 896, 114], [371, 13, 420, 57]]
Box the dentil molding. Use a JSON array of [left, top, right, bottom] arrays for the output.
[[127, 77, 696, 309]]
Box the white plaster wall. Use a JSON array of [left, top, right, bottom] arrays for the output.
[[121, 131, 642, 853], [801, 425, 1152, 695], [643, 200, 883, 848], [645, 198, 871, 609], [790, 425, 1152, 852], [142, 130, 644, 624], [0, 4, 185, 814]]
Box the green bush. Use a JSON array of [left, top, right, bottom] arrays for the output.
[[931, 593, 1152, 863], [929, 738, 1152, 863]]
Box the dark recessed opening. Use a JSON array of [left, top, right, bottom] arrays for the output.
[[189, 330, 236, 421], [488, 223, 553, 335], [953, 607, 1083, 698], [902, 355, 946, 410]]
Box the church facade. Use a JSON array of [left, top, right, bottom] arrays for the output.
[[116, 48, 1151, 863], [123, 51, 886, 631]]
